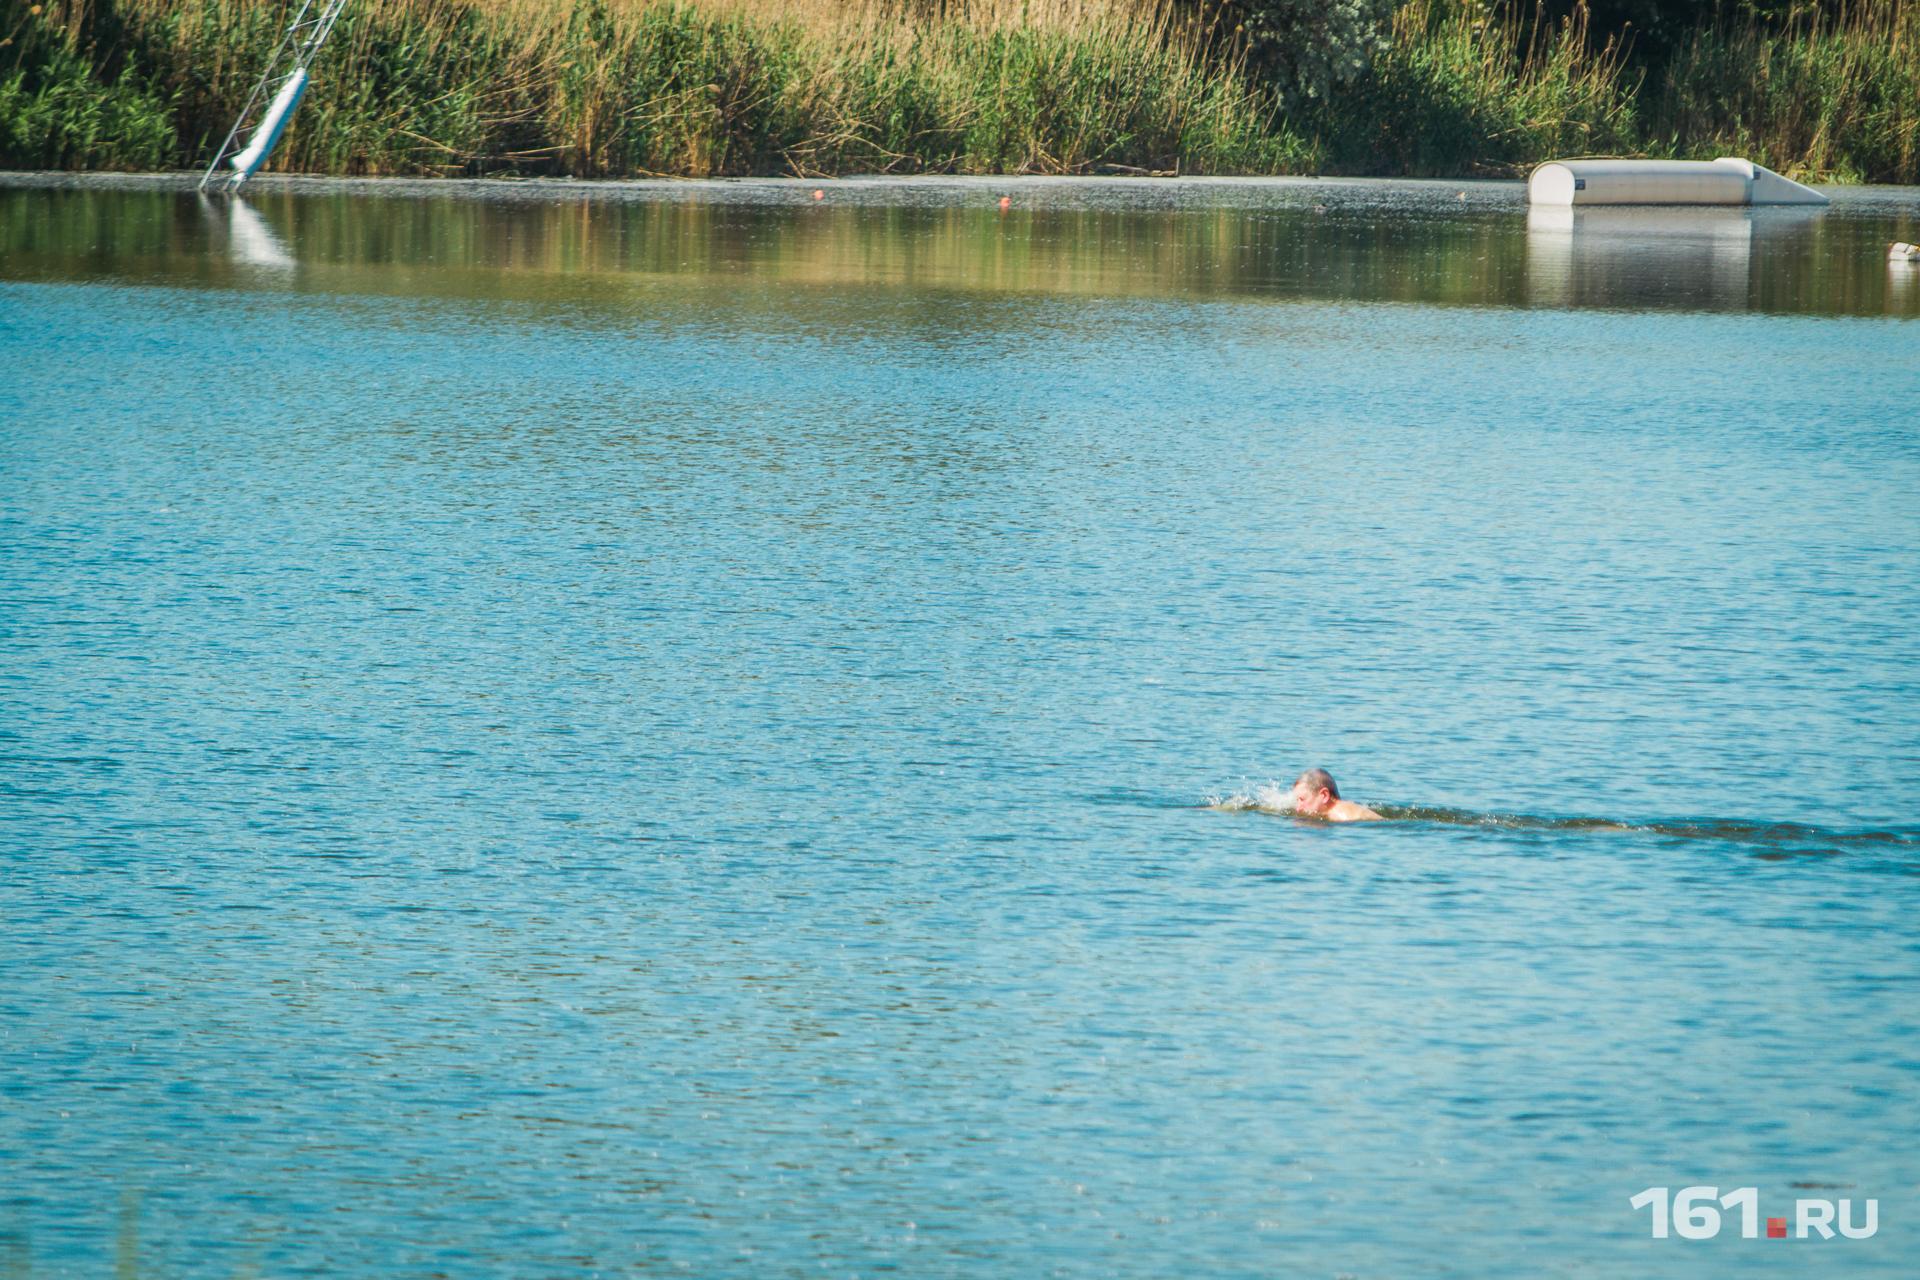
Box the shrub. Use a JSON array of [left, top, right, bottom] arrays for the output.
[[1221, 0, 1397, 104]]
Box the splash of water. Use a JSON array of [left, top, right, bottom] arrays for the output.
[[1205, 782, 1295, 814]]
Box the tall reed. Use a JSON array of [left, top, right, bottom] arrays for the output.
[[3, 0, 1311, 175], [1, 0, 177, 167], [1648, 0, 1918, 183], [1311, 0, 1640, 176], [1, 0, 1915, 181]]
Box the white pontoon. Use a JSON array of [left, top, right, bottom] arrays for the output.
[[1529, 158, 1828, 207]]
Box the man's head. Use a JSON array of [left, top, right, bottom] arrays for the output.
[[1289, 768, 1340, 817]]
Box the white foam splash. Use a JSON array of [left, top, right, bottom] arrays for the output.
[[1205, 781, 1295, 814]]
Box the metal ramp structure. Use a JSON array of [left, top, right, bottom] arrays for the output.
[[198, 0, 351, 192]]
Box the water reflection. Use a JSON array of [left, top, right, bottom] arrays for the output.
[[1891, 256, 1919, 311], [1526, 205, 1791, 310], [2, 176, 1915, 316], [216, 195, 298, 271]]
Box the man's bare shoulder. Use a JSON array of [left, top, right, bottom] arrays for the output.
[[1328, 800, 1385, 822]]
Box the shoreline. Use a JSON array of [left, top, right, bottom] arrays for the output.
[[6, 170, 1918, 214]]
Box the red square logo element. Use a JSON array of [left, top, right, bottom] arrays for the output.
[[1767, 1217, 1788, 1239]]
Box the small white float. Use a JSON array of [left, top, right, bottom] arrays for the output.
[[1891, 242, 1920, 261], [1528, 158, 1827, 207]]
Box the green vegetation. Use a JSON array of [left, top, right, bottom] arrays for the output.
[[1, 0, 1914, 182], [1308, 0, 1640, 176], [1649, 3, 1919, 184], [0, 4, 176, 168]]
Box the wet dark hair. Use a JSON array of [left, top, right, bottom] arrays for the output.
[[1293, 768, 1339, 799]]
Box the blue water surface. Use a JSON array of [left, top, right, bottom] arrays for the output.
[[2, 176, 1918, 1278]]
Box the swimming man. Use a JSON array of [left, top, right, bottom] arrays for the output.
[[1288, 769, 1383, 822]]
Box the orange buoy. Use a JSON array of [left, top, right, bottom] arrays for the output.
[[812, 189, 824, 200]]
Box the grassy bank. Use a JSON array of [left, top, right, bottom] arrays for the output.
[[1, 0, 1313, 176], [2, 0, 1915, 181]]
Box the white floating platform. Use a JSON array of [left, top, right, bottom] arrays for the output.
[[1529, 158, 1827, 207]]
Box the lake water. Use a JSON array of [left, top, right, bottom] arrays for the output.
[[3, 173, 1917, 1278]]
